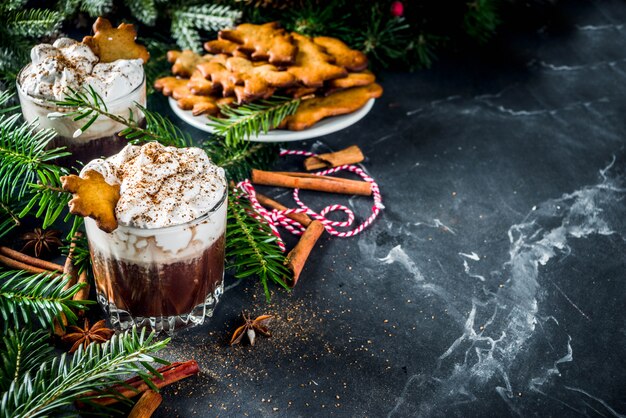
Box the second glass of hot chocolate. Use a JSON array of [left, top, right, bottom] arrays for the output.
[[82, 142, 227, 334]]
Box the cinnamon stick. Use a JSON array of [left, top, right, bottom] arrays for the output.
[[128, 390, 162, 418], [62, 233, 81, 291], [73, 270, 90, 317], [79, 360, 200, 407], [0, 246, 64, 272], [285, 220, 325, 287], [0, 254, 55, 275], [304, 145, 365, 171], [256, 192, 312, 227], [251, 170, 371, 196], [53, 313, 68, 337]]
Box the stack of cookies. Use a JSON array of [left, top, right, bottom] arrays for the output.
[[155, 22, 383, 131]]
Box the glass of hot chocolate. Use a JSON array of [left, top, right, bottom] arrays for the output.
[[82, 142, 227, 334], [16, 38, 146, 165]]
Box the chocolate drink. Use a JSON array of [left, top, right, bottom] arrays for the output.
[[82, 142, 228, 334], [91, 234, 225, 318]]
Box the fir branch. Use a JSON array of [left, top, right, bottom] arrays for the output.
[[1, 327, 169, 418], [79, 0, 113, 16], [0, 91, 18, 113], [0, 270, 93, 331], [0, 0, 27, 13], [171, 4, 241, 52], [203, 141, 280, 183], [0, 198, 25, 239], [408, 33, 445, 70], [464, 0, 500, 44], [0, 329, 53, 393], [4, 9, 63, 38], [227, 188, 290, 301], [208, 96, 301, 146], [171, 16, 203, 54], [126, 0, 158, 26], [0, 114, 69, 202], [356, 12, 411, 67], [285, 0, 347, 37], [53, 87, 191, 147], [19, 180, 73, 231]]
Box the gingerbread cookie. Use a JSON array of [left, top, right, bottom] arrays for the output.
[[219, 22, 296, 65], [83, 17, 149, 63], [287, 33, 347, 87], [188, 70, 216, 95], [324, 71, 376, 95], [313, 37, 368, 72], [154, 76, 190, 99], [196, 55, 238, 98], [226, 57, 296, 102], [167, 50, 213, 77], [61, 170, 121, 233], [283, 86, 319, 99], [204, 39, 248, 57], [177, 94, 227, 116], [279, 83, 383, 131], [154, 75, 232, 115]]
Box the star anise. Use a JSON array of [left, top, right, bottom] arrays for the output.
[[62, 319, 115, 353], [20, 228, 63, 257], [230, 312, 273, 346]]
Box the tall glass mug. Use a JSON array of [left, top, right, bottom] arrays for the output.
[[85, 190, 227, 334], [16, 72, 146, 166]]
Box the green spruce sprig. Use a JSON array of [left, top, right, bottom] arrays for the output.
[[227, 187, 290, 301], [0, 270, 93, 331], [208, 96, 301, 145], [0, 1, 63, 87], [356, 9, 411, 67], [0, 113, 69, 202], [171, 4, 242, 52], [203, 141, 280, 183], [0, 327, 169, 418], [53, 86, 191, 147], [464, 0, 500, 44], [0, 329, 53, 393]]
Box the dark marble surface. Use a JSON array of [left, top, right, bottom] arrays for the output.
[[151, 1, 626, 416]]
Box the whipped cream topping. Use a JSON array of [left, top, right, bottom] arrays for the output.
[[19, 38, 143, 101], [82, 142, 227, 229]]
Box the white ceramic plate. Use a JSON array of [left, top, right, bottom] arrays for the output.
[[168, 97, 375, 142]]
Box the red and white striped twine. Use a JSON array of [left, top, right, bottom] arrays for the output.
[[235, 148, 384, 252]]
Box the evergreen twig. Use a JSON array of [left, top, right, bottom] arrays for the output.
[[227, 187, 290, 301], [0, 270, 94, 331], [5, 9, 63, 38], [0, 113, 69, 202], [53, 86, 191, 147], [0, 327, 169, 418], [208, 96, 301, 146], [0, 329, 53, 393], [203, 141, 280, 183], [171, 4, 242, 52]]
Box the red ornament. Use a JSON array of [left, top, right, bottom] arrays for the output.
[[390, 1, 404, 17]]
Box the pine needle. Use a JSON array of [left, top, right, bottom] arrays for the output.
[[0, 327, 169, 418], [203, 141, 280, 182], [0, 329, 53, 393], [208, 96, 301, 146], [0, 270, 94, 331], [0, 114, 69, 202], [55, 87, 191, 147], [227, 188, 290, 301]]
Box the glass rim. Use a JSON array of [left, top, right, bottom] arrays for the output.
[[16, 63, 146, 110], [112, 184, 228, 233]]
